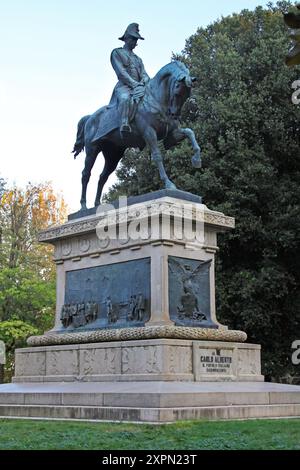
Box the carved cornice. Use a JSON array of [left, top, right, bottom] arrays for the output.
[[38, 219, 99, 242], [39, 198, 235, 243]]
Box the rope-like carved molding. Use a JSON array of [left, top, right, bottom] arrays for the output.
[[27, 326, 247, 346]]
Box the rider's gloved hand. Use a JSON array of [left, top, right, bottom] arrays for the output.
[[132, 83, 145, 101]]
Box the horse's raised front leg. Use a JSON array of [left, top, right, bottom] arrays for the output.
[[143, 127, 177, 190], [179, 128, 202, 168]]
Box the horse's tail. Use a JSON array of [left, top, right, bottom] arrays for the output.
[[72, 115, 90, 158]]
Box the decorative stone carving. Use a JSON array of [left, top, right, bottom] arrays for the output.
[[38, 219, 99, 242], [122, 346, 161, 375], [79, 238, 90, 253], [104, 348, 117, 374], [46, 349, 78, 376], [80, 348, 118, 376], [168, 346, 192, 374], [27, 326, 247, 347], [97, 236, 110, 249], [145, 347, 161, 374], [15, 352, 46, 377], [61, 241, 72, 256], [168, 346, 176, 373], [38, 198, 235, 244], [15, 339, 264, 383]]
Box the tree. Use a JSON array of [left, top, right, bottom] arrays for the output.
[[0, 177, 6, 247], [284, 3, 300, 66], [0, 320, 38, 382], [0, 182, 67, 331], [107, 1, 300, 382], [0, 178, 5, 197], [0, 182, 67, 274], [0, 267, 55, 328], [0, 182, 67, 381]]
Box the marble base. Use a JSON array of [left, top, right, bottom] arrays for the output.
[[13, 339, 263, 383], [1, 381, 300, 422]]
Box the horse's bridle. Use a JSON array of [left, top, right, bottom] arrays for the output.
[[167, 73, 192, 120]]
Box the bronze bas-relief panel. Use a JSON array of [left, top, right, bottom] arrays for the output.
[[168, 256, 216, 328], [62, 258, 151, 330]]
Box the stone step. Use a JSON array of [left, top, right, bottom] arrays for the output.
[[1, 390, 300, 407], [0, 403, 300, 423], [1, 381, 300, 422]]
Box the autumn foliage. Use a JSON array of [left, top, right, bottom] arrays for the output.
[[0, 181, 67, 380]]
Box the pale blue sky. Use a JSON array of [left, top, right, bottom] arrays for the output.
[[0, 0, 273, 211]]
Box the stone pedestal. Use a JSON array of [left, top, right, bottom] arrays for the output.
[[13, 339, 263, 383], [18, 190, 251, 381], [2, 190, 299, 422], [29, 190, 241, 339]]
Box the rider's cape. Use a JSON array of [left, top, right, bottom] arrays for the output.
[[91, 107, 120, 144], [92, 80, 141, 144], [91, 86, 121, 144], [90, 79, 174, 147]]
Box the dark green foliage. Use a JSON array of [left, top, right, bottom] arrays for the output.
[[283, 2, 300, 65], [107, 1, 300, 382], [0, 267, 55, 329], [0, 320, 38, 381]]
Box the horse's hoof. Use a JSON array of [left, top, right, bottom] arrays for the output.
[[165, 181, 177, 190], [80, 203, 87, 211], [94, 200, 100, 207], [192, 155, 202, 169]]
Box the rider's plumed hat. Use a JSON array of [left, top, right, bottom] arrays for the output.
[[119, 23, 144, 41]]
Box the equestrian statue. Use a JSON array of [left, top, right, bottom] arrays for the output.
[[72, 23, 202, 210]]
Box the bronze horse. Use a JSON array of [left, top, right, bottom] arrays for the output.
[[72, 61, 201, 209]]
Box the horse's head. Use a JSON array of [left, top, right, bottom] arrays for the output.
[[154, 61, 197, 120], [168, 62, 197, 119]]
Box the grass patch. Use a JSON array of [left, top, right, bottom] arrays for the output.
[[0, 418, 300, 450]]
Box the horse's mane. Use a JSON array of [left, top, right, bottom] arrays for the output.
[[154, 60, 190, 82]]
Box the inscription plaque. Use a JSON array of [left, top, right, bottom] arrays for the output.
[[200, 353, 233, 374], [194, 346, 235, 380]]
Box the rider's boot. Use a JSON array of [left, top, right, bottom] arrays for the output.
[[120, 99, 132, 134]]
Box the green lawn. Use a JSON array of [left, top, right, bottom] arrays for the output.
[[0, 418, 300, 450]]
